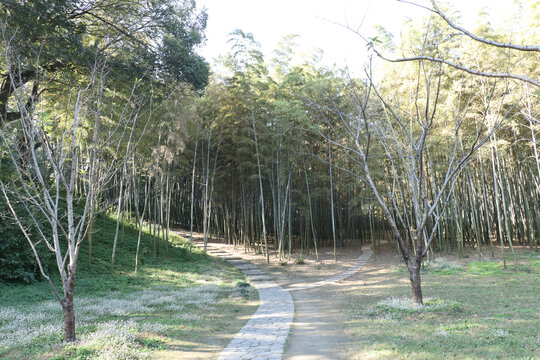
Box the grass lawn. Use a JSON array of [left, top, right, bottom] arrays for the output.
[[343, 247, 540, 360], [0, 214, 258, 360]]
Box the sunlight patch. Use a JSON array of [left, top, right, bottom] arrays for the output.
[[80, 320, 151, 360]]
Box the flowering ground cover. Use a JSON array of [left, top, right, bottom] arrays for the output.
[[0, 215, 257, 359]]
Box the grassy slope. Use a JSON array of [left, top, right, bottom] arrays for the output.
[[344, 249, 540, 360], [0, 214, 258, 360]]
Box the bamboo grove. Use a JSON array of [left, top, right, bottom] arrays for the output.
[[1, 0, 539, 338], [11, 4, 538, 271], [169, 15, 539, 265]]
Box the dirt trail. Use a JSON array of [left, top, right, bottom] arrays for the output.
[[284, 285, 351, 359]]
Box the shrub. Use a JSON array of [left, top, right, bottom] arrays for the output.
[[0, 201, 55, 283]]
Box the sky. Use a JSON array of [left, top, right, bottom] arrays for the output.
[[195, 0, 516, 75]]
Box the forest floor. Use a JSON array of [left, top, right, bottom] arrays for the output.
[[2, 223, 538, 360], [199, 238, 539, 360]]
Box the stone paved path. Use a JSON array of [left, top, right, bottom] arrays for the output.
[[191, 239, 372, 360], [193, 241, 294, 360]]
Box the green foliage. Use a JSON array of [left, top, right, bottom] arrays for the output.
[[135, 335, 166, 349], [0, 0, 86, 66], [0, 201, 55, 284], [466, 258, 540, 276], [1, 0, 210, 88], [235, 281, 253, 299], [0, 0, 210, 131]]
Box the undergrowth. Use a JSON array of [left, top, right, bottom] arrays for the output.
[[0, 212, 257, 359]]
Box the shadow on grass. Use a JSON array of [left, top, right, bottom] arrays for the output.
[[342, 251, 540, 360]]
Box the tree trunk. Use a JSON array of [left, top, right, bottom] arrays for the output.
[[190, 125, 200, 245], [252, 109, 269, 263], [135, 178, 149, 272], [328, 137, 337, 261], [303, 158, 319, 260], [111, 167, 125, 272], [407, 260, 423, 304], [62, 274, 76, 342]]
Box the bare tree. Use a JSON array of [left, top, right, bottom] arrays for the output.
[[319, 0, 537, 304], [0, 41, 143, 340], [325, 61, 511, 303]]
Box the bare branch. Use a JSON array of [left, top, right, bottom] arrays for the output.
[[327, 18, 540, 88], [429, 0, 540, 53], [374, 53, 540, 88], [1, 185, 63, 304]]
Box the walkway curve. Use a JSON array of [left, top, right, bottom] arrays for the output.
[[192, 240, 372, 359], [285, 246, 372, 292], [193, 241, 294, 360]]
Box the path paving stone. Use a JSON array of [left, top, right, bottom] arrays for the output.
[[220, 255, 242, 259], [227, 259, 249, 264], [248, 275, 272, 281], [242, 269, 267, 276], [236, 264, 259, 270], [217, 280, 293, 360]]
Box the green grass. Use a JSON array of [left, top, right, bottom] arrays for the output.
[[467, 252, 540, 276], [0, 213, 257, 360], [346, 250, 540, 360]]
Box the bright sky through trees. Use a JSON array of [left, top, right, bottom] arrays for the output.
[[196, 0, 515, 75]]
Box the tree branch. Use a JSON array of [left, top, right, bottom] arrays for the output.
[[428, 0, 540, 53], [374, 53, 540, 88]]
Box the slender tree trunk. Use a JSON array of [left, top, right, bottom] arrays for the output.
[[111, 166, 126, 272], [190, 125, 200, 245], [303, 158, 319, 260], [135, 176, 149, 272], [88, 219, 93, 265], [252, 109, 269, 263], [479, 157, 495, 257], [62, 273, 76, 342], [328, 138, 337, 261], [166, 172, 172, 247], [288, 186, 292, 260], [490, 135, 507, 268], [202, 117, 214, 252]]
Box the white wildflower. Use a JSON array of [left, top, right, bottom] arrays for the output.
[[490, 329, 509, 338]]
